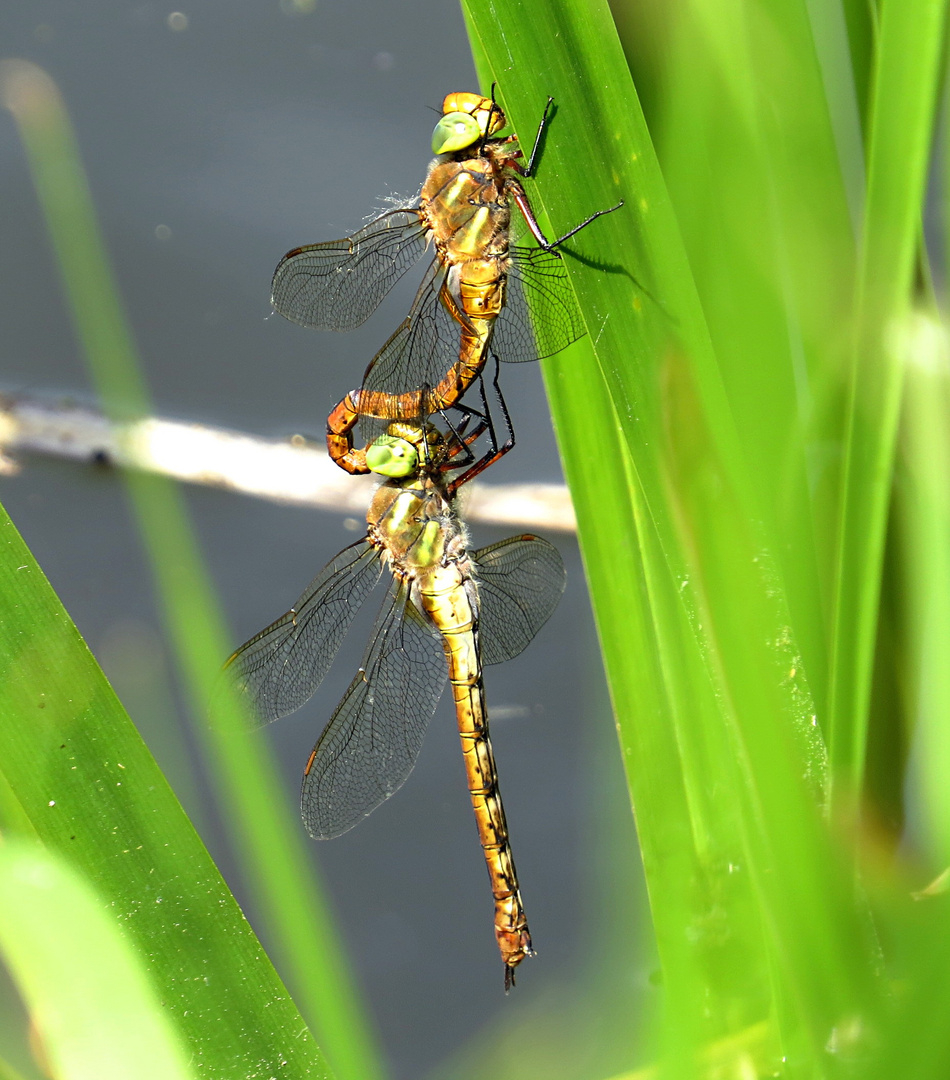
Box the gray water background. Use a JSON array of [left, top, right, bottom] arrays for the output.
[[0, 3, 651, 1076]]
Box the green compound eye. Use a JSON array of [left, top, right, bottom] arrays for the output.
[[431, 111, 481, 154], [366, 436, 419, 478]]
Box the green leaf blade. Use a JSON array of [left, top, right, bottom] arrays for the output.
[[0, 840, 196, 1080], [0, 504, 333, 1079]]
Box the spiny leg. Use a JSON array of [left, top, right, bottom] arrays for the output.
[[520, 95, 554, 178], [506, 179, 623, 252], [446, 356, 516, 495]]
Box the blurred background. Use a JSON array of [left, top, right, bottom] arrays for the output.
[[0, 3, 651, 1077]]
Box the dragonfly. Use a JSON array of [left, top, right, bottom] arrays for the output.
[[271, 90, 621, 474], [225, 417, 566, 988]]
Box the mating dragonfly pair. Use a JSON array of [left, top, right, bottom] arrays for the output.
[[226, 91, 619, 988]]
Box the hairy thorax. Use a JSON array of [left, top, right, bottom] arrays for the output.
[[367, 478, 468, 577], [421, 158, 511, 265]]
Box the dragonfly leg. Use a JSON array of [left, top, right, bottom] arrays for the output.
[[440, 399, 488, 455], [520, 95, 555, 177], [506, 178, 623, 252], [445, 356, 515, 496], [439, 375, 505, 469], [486, 354, 515, 453], [437, 406, 480, 469]]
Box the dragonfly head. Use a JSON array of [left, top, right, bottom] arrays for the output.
[[366, 423, 445, 477], [432, 92, 506, 154]]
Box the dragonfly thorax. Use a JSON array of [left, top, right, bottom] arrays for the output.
[[421, 160, 510, 264], [367, 480, 463, 573]]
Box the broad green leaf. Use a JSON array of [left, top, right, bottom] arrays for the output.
[[0, 841, 195, 1080], [463, 0, 880, 1069], [0, 502, 330, 1077]]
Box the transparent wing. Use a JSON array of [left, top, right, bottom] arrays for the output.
[[225, 540, 383, 723], [474, 535, 566, 665], [355, 259, 466, 444], [346, 238, 586, 447], [271, 208, 430, 331], [490, 245, 587, 363], [301, 576, 447, 839], [359, 245, 586, 413]]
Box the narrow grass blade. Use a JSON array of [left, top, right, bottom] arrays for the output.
[[0, 59, 382, 1080], [827, 0, 947, 798], [897, 315, 950, 864]]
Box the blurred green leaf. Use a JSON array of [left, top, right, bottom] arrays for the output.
[[0, 502, 331, 1076], [827, 0, 947, 797], [462, 0, 894, 1071], [0, 841, 195, 1080], [897, 316, 950, 864], [0, 59, 382, 1080]]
